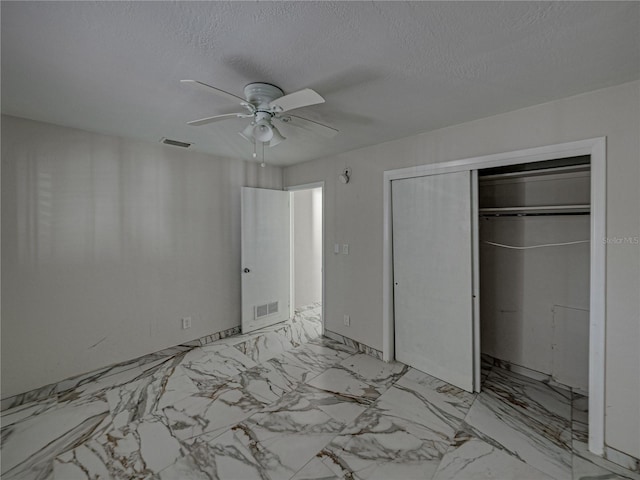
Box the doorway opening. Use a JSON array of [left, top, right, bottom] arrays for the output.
[[477, 156, 591, 396], [289, 183, 324, 336], [477, 155, 592, 457], [240, 183, 324, 338]]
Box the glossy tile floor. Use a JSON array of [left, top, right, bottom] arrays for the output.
[[2, 307, 638, 480]]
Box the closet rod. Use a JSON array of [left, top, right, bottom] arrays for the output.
[[479, 204, 590, 216]]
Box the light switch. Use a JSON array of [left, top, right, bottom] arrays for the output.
[[342, 244, 349, 255], [334, 243, 340, 254]]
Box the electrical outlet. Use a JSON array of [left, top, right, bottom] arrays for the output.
[[182, 317, 192, 329], [342, 244, 349, 255], [343, 314, 350, 326]]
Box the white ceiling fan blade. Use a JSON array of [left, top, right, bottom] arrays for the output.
[[282, 115, 338, 138], [269, 88, 325, 113], [181, 79, 246, 104], [187, 113, 251, 126]]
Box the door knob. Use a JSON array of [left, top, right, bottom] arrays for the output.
[[243, 268, 251, 273]]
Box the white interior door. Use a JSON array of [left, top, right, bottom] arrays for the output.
[[392, 171, 476, 392], [241, 187, 290, 333]]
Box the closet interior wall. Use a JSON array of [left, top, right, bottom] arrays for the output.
[[478, 158, 591, 392]]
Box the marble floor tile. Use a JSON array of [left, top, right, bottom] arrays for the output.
[[288, 305, 323, 347], [319, 415, 448, 480], [464, 369, 573, 480], [233, 416, 344, 480], [217, 384, 348, 479], [480, 354, 493, 382], [1, 397, 111, 479], [278, 342, 354, 380], [303, 354, 409, 413], [106, 354, 201, 429], [157, 428, 267, 480], [266, 352, 322, 385], [180, 344, 258, 381], [315, 397, 454, 480], [231, 355, 310, 405], [372, 379, 474, 445], [432, 432, 556, 480], [572, 418, 589, 451], [306, 367, 383, 405], [161, 398, 343, 480], [53, 415, 182, 479], [392, 367, 476, 433], [177, 344, 258, 399], [483, 367, 572, 423], [1, 397, 59, 430], [243, 399, 344, 441], [54, 363, 149, 403], [282, 384, 370, 425], [338, 354, 409, 390], [234, 328, 297, 364], [162, 379, 274, 441], [307, 336, 359, 356], [291, 457, 342, 480]]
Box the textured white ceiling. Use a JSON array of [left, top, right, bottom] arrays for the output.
[[2, 1, 639, 166]]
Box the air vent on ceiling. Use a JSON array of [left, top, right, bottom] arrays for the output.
[[160, 137, 192, 148]]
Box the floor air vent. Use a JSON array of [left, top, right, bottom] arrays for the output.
[[255, 301, 278, 319]]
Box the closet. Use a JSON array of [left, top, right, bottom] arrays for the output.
[[392, 155, 592, 394], [478, 156, 591, 393], [389, 139, 605, 452]]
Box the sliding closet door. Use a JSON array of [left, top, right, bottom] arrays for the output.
[[392, 171, 475, 392]]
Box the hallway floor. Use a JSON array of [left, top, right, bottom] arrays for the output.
[[2, 306, 638, 480]]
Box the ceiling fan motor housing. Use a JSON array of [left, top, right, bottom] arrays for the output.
[[244, 83, 284, 110]]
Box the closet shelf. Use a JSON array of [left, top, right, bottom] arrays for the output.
[[479, 204, 590, 216], [479, 164, 590, 181]]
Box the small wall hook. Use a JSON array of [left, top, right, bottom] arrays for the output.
[[339, 168, 351, 184]]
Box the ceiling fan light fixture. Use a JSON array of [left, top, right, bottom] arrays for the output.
[[253, 120, 273, 143], [269, 125, 286, 147], [239, 123, 255, 143]]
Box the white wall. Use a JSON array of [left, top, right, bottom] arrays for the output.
[[293, 188, 322, 309], [1, 115, 282, 398], [284, 81, 640, 458]]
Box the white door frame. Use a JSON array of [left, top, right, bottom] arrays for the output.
[[382, 137, 606, 455], [286, 182, 325, 334]]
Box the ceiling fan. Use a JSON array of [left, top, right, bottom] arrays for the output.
[[181, 80, 338, 150]]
